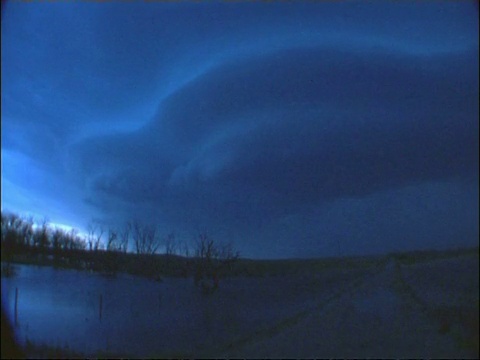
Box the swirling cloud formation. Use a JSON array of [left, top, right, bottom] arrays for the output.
[[2, 1, 478, 257]]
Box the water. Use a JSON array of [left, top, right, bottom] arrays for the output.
[[1, 264, 195, 356], [2, 263, 346, 357]]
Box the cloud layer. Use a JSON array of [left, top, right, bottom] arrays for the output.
[[2, 1, 478, 257]]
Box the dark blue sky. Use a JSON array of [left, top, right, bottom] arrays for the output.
[[1, 1, 478, 258]]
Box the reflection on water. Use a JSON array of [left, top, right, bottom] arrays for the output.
[[1, 264, 197, 356], [2, 263, 346, 357]]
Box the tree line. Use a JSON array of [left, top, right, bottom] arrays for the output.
[[1, 211, 240, 294]]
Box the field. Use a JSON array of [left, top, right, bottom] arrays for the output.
[[1, 249, 478, 358]]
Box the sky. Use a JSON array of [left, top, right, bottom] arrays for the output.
[[1, 0, 478, 259]]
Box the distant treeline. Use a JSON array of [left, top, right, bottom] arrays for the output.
[[0, 211, 240, 291], [2, 211, 478, 283]]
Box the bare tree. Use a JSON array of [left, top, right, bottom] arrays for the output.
[[195, 233, 239, 264], [195, 233, 217, 263], [68, 229, 86, 250], [87, 223, 104, 251], [165, 232, 177, 257], [18, 216, 34, 248], [194, 232, 240, 294], [1, 212, 27, 255], [181, 240, 190, 258], [132, 221, 160, 255], [58, 229, 71, 251], [0, 212, 25, 274], [95, 226, 104, 251], [86, 223, 95, 251], [178, 239, 192, 277], [217, 241, 240, 269], [51, 227, 64, 253], [33, 217, 50, 250], [118, 223, 131, 253], [102, 227, 123, 275], [106, 228, 119, 251]]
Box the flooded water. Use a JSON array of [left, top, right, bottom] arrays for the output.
[[1, 263, 356, 357], [2, 264, 175, 356], [2, 258, 477, 358]]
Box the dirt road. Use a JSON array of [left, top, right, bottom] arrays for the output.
[[220, 259, 477, 358]]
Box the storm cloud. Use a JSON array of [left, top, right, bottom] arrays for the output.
[[2, 1, 478, 258]]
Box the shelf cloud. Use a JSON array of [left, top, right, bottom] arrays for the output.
[[2, 1, 478, 258]]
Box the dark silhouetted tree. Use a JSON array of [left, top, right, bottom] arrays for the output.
[[106, 228, 119, 251], [193, 232, 240, 294], [87, 223, 104, 251], [132, 221, 160, 255], [165, 232, 177, 257], [33, 217, 50, 251], [118, 223, 131, 253]]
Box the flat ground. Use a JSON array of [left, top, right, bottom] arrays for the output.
[[219, 256, 479, 358]]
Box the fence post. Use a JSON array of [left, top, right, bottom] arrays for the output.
[[99, 294, 103, 321], [14, 287, 18, 327]]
